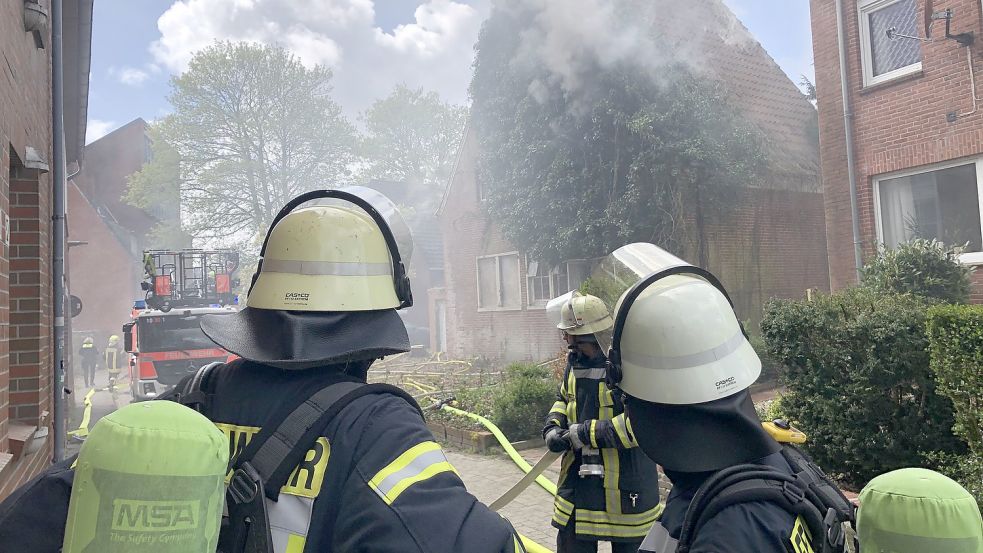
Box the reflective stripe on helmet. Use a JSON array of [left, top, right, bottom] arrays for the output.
[[262, 259, 392, 277], [621, 331, 746, 371]]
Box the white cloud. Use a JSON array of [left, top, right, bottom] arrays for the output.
[[109, 66, 151, 86], [86, 119, 117, 144], [151, 0, 488, 113]]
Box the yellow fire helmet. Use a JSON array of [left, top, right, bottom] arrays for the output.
[[557, 293, 613, 336], [200, 187, 413, 369], [246, 188, 412, 312]]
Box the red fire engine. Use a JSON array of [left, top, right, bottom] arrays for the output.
[[122, 249, 241, 401]]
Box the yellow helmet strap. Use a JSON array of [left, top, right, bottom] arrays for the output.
[[250, 189, 413, 309]]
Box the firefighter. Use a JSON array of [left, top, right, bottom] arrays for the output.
[[0, 188, 526, 553], [543, 292, 661, 553], [590, 243, 854, 553], [102, 334, 122, 389], [77, 337, 99, 388]]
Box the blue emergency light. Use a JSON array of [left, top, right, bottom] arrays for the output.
[[133, 300, 147, 310]]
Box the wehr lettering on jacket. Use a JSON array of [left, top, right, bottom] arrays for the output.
[[216, 423, 330, 498]]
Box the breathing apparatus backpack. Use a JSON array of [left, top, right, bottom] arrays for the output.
[[676, 421, 859, 553]]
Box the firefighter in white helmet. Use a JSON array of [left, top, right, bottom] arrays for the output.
[[543, 291, 661, 553], [0, 188, 527, 553], [592, 243, 856, 553]]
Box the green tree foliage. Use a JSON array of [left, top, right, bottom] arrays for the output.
[[469, 5, 767, 265], [127, 41, 357, 250], [360, 85, 467, 200], [862, 239, 973, 304], [761, 288, 965, 488]]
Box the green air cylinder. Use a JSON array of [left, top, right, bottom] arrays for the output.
[[63, 401, 229, 553], [858, 467, 983, 553]]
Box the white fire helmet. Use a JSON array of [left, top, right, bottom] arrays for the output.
[[557, 293, 613, 336], [592, 243, 760, 405]]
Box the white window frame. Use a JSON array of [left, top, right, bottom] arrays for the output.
[[872, 156, 983, 265], [525, 258, 594, 309], [857, 0, 923, 87], [476, 252, 523, 312]]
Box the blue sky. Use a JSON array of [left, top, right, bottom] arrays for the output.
[[86, 0, 815, 143]]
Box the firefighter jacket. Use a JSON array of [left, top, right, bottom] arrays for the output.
[[638, 452, 799, 553], [78, 343, 98, 364], [0, 360, 526, 553], [104, 345, 121, 372], [182, 359, 525, 553], [544, 351, 661, 542]]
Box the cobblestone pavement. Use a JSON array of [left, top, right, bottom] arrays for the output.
[[447, 446, 615, 553]]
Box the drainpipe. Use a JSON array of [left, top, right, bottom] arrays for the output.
[[51, 0, 67, 462], [835, 0, 864, 282]]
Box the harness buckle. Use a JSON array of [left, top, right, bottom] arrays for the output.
[[229, 462, 262, 505], [781, 481, 806, 504]]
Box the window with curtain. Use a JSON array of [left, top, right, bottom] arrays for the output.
[[878, 162, 982, 251]]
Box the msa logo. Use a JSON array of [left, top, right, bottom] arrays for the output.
[[715, 376, 737, 391], [111, 499, 199, 532], [284, 292, 310, 301]]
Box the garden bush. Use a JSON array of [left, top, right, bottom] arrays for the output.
[[861, 239, 973, 303], [491, 363, 557, 440], [762, 287, 965, 488], [926, 304, 983, 502]]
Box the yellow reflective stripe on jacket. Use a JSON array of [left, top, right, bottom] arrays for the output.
[[612, 413, 634, 449], [574, 505, 662, 539], [589, 420, 599, 449], [549, 400, 566, 416], [368, 441, 459, 505], [553, 494, 574, 526], [598, 383, 620, 495], [565, 369, 577, 424]]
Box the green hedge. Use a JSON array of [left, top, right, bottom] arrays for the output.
[[762, 287, 965, 488], [491, 363, 557, 440], [861, 239, 973, 303], [926, 305, 983, 502]]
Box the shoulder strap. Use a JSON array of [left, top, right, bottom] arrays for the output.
[[177, 361, 224, 413], [676, 462, 829, 553], [237, 381, 423, 501]]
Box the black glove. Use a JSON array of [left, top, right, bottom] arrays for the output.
[[545, 428, 571, 453]]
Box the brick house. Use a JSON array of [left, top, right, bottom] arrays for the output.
[[811, 0, 983, 293], [68, 119, 186, 349], [0, 0, 93, 497], [433, 2, 832, 361]]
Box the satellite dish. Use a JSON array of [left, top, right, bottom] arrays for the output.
[[70, 295, 83, 318], [924, 0, 934, 38]]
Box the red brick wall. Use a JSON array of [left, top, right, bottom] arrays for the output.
[[0, 0, 58, 498], [67, 182, 142, 342], [812, 0, 983, 289]]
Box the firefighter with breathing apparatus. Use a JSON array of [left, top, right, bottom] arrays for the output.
[[0, 187, 526, 553], [589, 242, 857, 553], [543, 291, 661, 552]]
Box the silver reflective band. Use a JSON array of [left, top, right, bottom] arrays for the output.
[[371, 449, 449, 499], [622, 331, 746, 371], [572, 368, 608, 380], [639, 523, 678, 553], [262, 259, 392, 277]]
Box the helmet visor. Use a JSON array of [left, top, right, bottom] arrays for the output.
[[316, 186, 413, 266], [585, 243, 693, 352]]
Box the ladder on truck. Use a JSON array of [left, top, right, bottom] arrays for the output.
[[142, 249, 240, 311]]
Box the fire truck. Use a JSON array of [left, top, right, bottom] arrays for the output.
[[122, 249, 241, 401]]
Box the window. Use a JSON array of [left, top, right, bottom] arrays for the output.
[[477, 253, 521, 310], [875, 160, 983, 259], [527, 259, 594, 307], [858, 0, 922, 87]]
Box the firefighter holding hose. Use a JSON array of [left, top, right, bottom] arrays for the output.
[[543, 292, 661, 553]]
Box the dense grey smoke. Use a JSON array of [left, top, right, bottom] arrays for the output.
[[496, 0, 754, 104]]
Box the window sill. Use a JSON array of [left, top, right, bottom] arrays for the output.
[[861, 69, 924, 95], [527, 303, 548, 310], [477, 306, 524, 313], [959, 252, 983, 266]]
